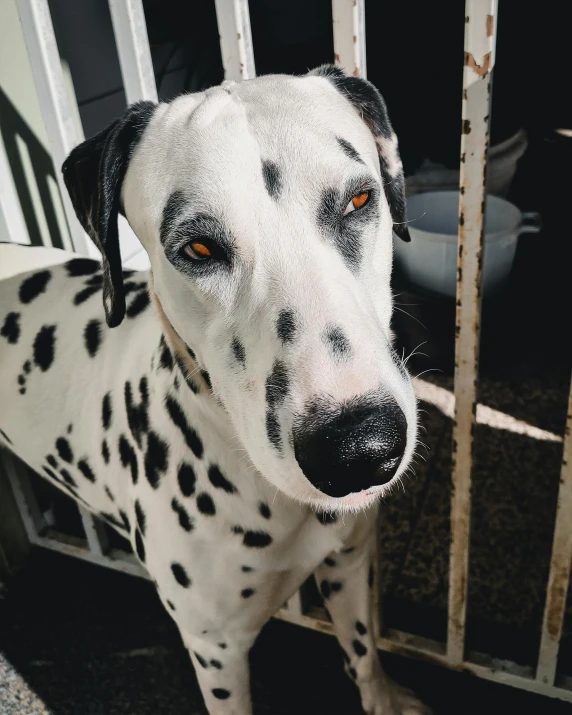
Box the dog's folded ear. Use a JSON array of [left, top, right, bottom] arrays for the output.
[[309, 65, 410, 242], [62, 101, 156, 327]]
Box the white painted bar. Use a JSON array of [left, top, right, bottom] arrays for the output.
[[79, 508, 110, 557], [108, 0, 158, 104], [447, 0, 498, 667], [0, 134, 29, 244], [4, 459, 46, 540], [214, 0, 255, 82], [15, 0, 95, 256], [332, 0, 367, 77], [537, 381, 572, 685]]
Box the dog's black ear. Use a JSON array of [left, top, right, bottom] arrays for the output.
[[310, 65, 410, 242], [62, 101, 156, 327]]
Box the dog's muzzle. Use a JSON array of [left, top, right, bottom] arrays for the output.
[[293, 400, 407, 498]]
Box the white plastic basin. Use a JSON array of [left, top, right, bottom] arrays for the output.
[[393, 191, 540, 298]]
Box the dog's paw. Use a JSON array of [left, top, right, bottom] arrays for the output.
[[362, 679, 431, 715]]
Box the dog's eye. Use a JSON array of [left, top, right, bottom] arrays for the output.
[[183, 241, 213, 261], [344, 191, 370, 216]]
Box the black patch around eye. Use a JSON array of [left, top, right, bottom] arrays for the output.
[[33, 325, 56, 371], [243, 530, 272, 548], [102, 392, 112, 430], [171, 562, 191, 587], [19, 270, 51, 304], [135, 499, 146, 535], [160, 190, 187, 245], [84, 319, 103, 357], [208, 464, 237, 494], [276, 309, 297, 344], [118, 434, 138, 484], [135, 529, 146, 562], [317, 185, 371, 270], [66, 258, 101, 276], [77, 458, 96, 482], [265, 360, 289, 408], [231, 337, 245, 366], [126, 290, 150, 318], [266, 409, 282, 453], [178, 462, 196, 497], [337, 138, 364, 164], [262, 160, 282, 200], [1, 312, 20, 344], [324, 326, 351, 359], [55, 437, 73, 463], [196, 492, 216, 516], [144, 430, 169, 489], [165, 395, 204, 458]]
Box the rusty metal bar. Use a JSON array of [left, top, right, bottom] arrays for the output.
[[536, 378, 572, 685], [447, 0, 498, 666], [214, 0, 255, 82], [332, 0, 367, 78]]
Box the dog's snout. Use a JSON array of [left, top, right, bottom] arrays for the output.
[[293, 400, 407, 498]]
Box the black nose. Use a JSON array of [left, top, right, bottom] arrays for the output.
[[293, 400, 407, 498]]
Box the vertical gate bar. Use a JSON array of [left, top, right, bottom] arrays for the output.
[[536, 379, 572, 685], [108, 0, 158, 105], [214, 0, 255, 82], [79, 507, 110, 557], [14, 0, 94, 256], [286, 590, 304, 618], [332, 0, 367, 78], [4, 458, 46, 541], [0, 133, 29, 245], [447, 0, 498, 666]]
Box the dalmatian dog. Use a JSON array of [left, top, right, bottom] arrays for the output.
[[0, 66, 428, 715]]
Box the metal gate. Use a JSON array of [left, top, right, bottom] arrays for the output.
[[1, 0, 571, 703]]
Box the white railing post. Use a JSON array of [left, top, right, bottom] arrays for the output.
[[332, 0, 367, 78], [214, 0, 255, 82]]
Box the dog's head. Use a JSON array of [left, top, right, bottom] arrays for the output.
[[62, 66, 417, 513]]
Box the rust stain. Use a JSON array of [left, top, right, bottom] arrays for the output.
[[460, 152, 466, 164], [334, 53, 340, 63], [353, 67, 359, 77], [353, 35, 357, 44], [463, 88, 468, 101], [237, 32, 241, 40], [459, 213, 465, 227], [486, 15, 494, 37], [464, 51, 492, 78], [462, 119, 471, 135], [546, 559, 570, 638], [460, 186, 465, 195]]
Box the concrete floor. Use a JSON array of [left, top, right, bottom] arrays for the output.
[[1, 549, 571, 715]]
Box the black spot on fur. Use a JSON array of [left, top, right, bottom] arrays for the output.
[[55, 437, 73, 463], [241, 588, 255, 599], [324, 326, 351, 359], [1, 312, 20, 344], [178, 462, 196, 497], [262, 160, 282, 200], [348, 666, 357, 680], [276, 309, 297, 343], [125, 381, 149, 448], [259, 502, 271, 519], [185, 343, 196, 361], [241, 566, 253, 573], [218, 642, 227, 649], [19, 387, 26, 395], [125, 289, 150, 318], [104, 485, 115, 501], [73, 285, 102, 306], [135, 529, 146, 562], [353, 640, 367, 657], [165, 395, 203, 458], [17, 375, 25, 385], [341, 649, 350, 664], [60, 468, 77, 488], [66, 258, 100, 276], [232, 525, 244, 535], [46, 455, 58, 468], [174, 355, 199, 394], [119, 510, 130, 531], [243, 530, 272, 548], [19, 271, 51, 304], [212, 689, 230, 700], [356, 620, 367, 635], [171, 562, 191, 587], [197, 492, 216, 516], [171, 498, 194, 532], [331, 581, 343, 594], [102, 392, 112, 430], [33, 325, 56, 371], [84, 319, 102, 357], [337, 137, 364, 164], [265, 409, 282, 452], [194, 651, 208, 668], [159, 335, 174, 371], [102, 439, 110, 464], [208, 464, 237, 494], [316, 511, 338, 525], [167, 600, 175, 611], [144, 430, 169, 489], [320, 580, 331, 600], [265, 360, 289, 408], [77, 458, 96, 483], [67, 424, 73, 434], [135, 499, 146, 535], [42, 466, 58, 481], [118, 434, 138, 484], [23, 360, 31, 374], [231, 337, 245, 366], [210, 659, 223, 669], [200, 370, 212, 390], [324, 557, 336, 567]]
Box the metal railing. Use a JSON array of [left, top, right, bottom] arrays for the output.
[[1, 0, 571, 703]]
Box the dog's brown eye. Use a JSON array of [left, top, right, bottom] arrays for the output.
[[344, 191, 370, 215], [184, 241, 212, 260]]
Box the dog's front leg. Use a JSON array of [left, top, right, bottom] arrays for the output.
[[180, 629, 256, 715], [314, 539, 430, 715]]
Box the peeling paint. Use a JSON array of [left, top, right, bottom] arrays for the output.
[[464, 51, 492, 78], [462, 119, 472, 134], [486, 14, 494, 37]]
